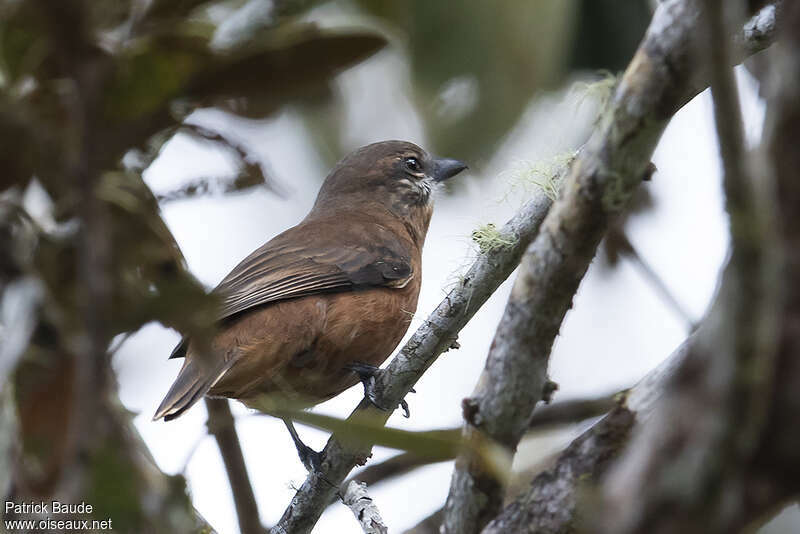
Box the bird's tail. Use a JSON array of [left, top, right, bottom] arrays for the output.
[[153, 357, 234, 421]]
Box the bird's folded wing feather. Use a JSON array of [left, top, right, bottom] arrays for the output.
[[169, 219, 413, 359]]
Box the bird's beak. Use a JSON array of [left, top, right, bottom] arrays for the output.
[[431, 157, 468, 182]]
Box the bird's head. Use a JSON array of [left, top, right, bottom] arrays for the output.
[[312, 140, 467, 220]]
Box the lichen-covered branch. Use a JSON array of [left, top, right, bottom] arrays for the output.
[[440, 2, 780, 532]]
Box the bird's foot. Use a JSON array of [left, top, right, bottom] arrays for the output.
[[283, 418, 324, 472], [297, 443, 324, 473], [344, 362, 414, 418]]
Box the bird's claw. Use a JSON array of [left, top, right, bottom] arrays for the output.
[[345, 361, 384, 409], [399, 398, 410, 418], [298, 443, 324, 473], [283, 418, 324, 473], [345, 362, 382, 382], [345, 362, 413, 418]]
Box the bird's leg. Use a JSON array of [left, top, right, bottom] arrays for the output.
[[344, 362, 414, 418], [282, 418, 323, 472]]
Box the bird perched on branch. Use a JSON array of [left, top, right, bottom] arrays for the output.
[[154, 140, 467, 469]]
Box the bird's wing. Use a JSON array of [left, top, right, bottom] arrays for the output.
[[215, 241, 413, 318], [169, 219, 413, 359]]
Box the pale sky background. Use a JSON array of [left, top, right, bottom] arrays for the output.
[[108, 37, 799, 533]]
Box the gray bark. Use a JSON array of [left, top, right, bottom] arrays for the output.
[[480, 341, 690, 534], [482, 407, 635, 534]]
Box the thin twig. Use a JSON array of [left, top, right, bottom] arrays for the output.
[[347, 452, 445, 489], [525, 393, 619, 429], [205, 398, 266, 534], [616, 231, 697, 330], [181, 124, 254, 167], [177, 124, 286, 199]]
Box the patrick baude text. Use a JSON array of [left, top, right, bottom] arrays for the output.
[[5, 501, 94, 515]]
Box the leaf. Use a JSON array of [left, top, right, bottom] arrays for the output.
[[106, 25, 386, 153], [254, 404, 513, 484], [104, 35, 211, 122], [172, 123, 285, 197], [187, 26, 387, 118], [94, 171, 220, 338]]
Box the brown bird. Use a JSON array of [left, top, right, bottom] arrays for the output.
[[154, 140, 466, 469]]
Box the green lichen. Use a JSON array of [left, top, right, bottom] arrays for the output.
[[613, 389, 631, 406], [471, 223, 517, 254], [571, 70, 618, 118], [505, 151, 577, 202]]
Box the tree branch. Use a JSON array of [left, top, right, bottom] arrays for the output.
[[481, 340, 691, 534], [525, 393, 620, 429], [346, 452, 446, 490], [205, 398, 265, 534], [405, 341, 689, 534], [163, 124, 285, 201], [484, 407, 635, 534], [441, 2, 780, 532], [614, 230, 697, 330]]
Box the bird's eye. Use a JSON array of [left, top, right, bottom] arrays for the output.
[[403, 157, 422, 174]]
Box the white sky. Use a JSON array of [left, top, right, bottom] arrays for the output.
[[111, 48, 776, 532]]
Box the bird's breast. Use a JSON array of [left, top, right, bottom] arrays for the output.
[[321, 283, 420, 360], [296, 280, 421, 399]]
